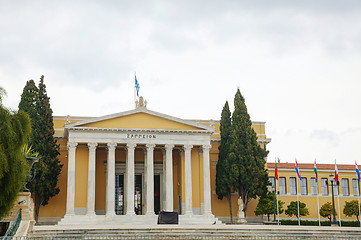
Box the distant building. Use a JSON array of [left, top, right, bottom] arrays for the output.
[[267, 162, 360, 222]]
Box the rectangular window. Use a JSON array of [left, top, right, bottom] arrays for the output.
[[311, 178, 318, 195], [333, 181, 339, 196], [269, 177, 275, 189], [300, 177, 308, 195], [342, 179, 349, 196], [279, 177, 286, 195], [353, 179, 360, 196], [321, 178, 328, 195], [290, 177, 297, 195]]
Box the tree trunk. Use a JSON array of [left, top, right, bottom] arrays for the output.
[[34, 195, 42, 223], [228, 192, 233, 224], [267, 214, 270, 222]]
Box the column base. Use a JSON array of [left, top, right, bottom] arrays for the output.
[[105, 212, 116, 219], [184, 211, 193, 216], [86, 212, 96, 218]]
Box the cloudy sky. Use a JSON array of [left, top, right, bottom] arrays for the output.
[[1, 1, 360, 165]]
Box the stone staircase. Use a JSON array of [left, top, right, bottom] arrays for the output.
[[29, 224, 361, 239]]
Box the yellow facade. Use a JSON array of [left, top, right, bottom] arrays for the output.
[[268, 163, 360, 221], [39, 108, 271, 223]]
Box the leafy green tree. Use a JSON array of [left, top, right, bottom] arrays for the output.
[[255, 192, 284, 221], [285, 201, 309, 219], [0, 87, 31, 217], [320, 202, 336, 224], [0, 86, 6, 105], [19, 76, 62, 222], [343, 200, 361, 222], [228, 89, 269, 217], [216, 101, 236, 223]]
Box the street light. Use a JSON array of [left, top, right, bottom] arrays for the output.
[[329, 173, 337, 225]]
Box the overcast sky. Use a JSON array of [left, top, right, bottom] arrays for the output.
[[1, 1, 361, 165]]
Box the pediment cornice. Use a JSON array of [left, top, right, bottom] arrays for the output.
[[65, 108, 214, 132]]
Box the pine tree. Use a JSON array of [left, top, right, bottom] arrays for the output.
[[254, 192, 284, 221], [19, 76, 63, 222], [228, 89, 269, 218], [0, 87, 31, 217], [215, 101, 236, 223], [285, 201, 309, 219]]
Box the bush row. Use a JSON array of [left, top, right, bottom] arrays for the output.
[[279, 220, 360, 227]]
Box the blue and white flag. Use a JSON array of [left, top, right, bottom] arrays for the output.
[[135, 75, 140, 97], [356, 161, 360, 182]]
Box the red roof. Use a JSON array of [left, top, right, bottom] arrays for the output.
[[267, 162, 355, 171]]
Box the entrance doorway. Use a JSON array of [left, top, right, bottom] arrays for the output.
[[115, 174, 161, 215]]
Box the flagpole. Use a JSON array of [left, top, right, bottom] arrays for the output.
[[337, 193, 341, 227], [317, 182, 321, 226], [134, 72, 136, 108], [358, 181, 361, 227], [297, 179, 300, 226], [276, 183, 280, 225], [315, 160, 321, 226], [273, 178, 280, 225]]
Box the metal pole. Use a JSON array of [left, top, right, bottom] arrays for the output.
[[273, 185, 276, 222], [354, 179, 361, 227], [316, 181, 321, 226], [330, 174, 337, 225]]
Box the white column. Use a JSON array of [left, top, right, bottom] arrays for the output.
[[162, 150, 166, 211], [86, 142, 97, 217], [184, 144, 193, 215], [106, 142, 117, 218], [165, 144, 174, 211], [145, 144, 155, 215], [126, 142, 136, 215], [65, 142, 77, 216], [202, 144, 213, 216]]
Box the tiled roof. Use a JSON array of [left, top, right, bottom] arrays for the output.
[[267, 162, 356, 171]]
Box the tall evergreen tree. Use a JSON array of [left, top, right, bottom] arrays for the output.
[[0, 87, 31, 217], [228, 89, 269, 218], [18, 80, 39, 147], [215, 101, 236, 223], [19, 76, 62, 222]]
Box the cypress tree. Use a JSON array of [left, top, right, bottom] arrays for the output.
[[215, 101, 236, 223], [18, 80, 39, 147], [19, 76, 63, 222], [228, 89, 269, 219], [0, 87, 31, 217]]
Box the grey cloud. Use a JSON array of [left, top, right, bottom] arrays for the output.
[[310, 129, 340, 146]]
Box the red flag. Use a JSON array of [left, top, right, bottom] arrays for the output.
[[335, 161, 339, 182], [275, 160, 278, 180]]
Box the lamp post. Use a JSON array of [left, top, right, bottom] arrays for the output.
[[329, 173, 337, 225]]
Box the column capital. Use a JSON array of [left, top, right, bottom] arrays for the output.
[[146, 143, 156, 150], [165, 144, 174, 151], [67, 142, 78, 150], [107, 142, 117, 149], [88, 142, 98, 150], [127, 142, 137, 149], [183, 144, 193, 151], [202, 144, 212, 151]]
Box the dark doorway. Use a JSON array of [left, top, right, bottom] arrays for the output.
[[135, 174, 142, 215], [154, 175, 161, 214], [115, 174, 124, 215]]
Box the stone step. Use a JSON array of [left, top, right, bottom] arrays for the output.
[[30, 224, 361, 238]]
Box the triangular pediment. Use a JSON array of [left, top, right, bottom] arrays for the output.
[[65, 108, 213, 132]]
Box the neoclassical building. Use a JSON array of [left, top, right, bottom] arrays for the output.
[[38, 100, 270, 225]]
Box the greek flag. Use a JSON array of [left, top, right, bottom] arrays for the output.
[[135, 75, 140, 97]]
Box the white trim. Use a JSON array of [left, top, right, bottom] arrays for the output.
[[65, 108, 214, 132]]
